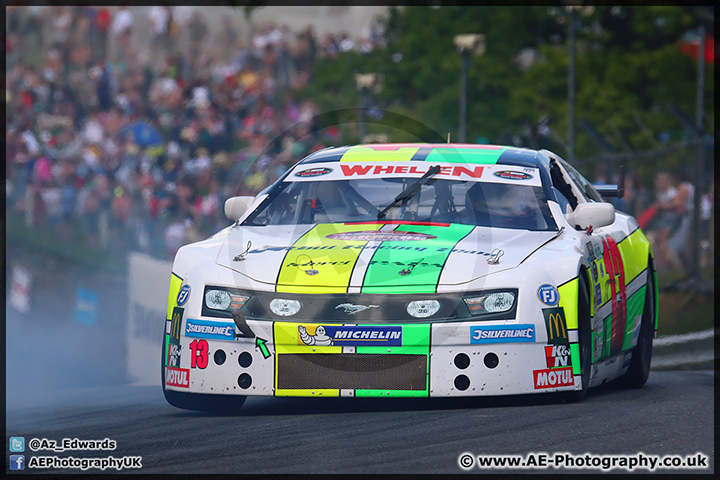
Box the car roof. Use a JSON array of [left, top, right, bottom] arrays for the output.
[[299, 143, 548, 169]]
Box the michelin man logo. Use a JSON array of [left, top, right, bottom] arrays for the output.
[[298, 325, 334, 346]]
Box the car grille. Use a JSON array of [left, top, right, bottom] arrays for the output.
[[276, 353, 427, 390]]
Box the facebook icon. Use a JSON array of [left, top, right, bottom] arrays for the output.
[[10, 454, 25, 470]]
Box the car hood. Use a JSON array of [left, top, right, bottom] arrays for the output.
[[216, 222, 557, 293]]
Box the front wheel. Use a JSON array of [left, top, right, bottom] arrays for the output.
[[615, 260, 655, 388], [161, 333, 246, 414]]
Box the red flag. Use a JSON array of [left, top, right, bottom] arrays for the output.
[[680, 34, 714, 63]]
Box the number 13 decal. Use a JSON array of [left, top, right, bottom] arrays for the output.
[[602, 236, 626, 355], [189, 339, 209, 369]]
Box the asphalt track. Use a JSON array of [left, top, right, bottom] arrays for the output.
[[5, 371, 715, 474]]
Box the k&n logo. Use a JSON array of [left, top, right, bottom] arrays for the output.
[[545, 344, 571, 368]]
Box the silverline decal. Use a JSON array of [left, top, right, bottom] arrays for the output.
[[470, 325, 536, 343]]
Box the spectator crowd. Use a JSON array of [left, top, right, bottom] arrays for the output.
[[6, 6, 385, 260]]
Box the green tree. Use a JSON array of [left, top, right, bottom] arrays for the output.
[[300, 5, 713, 181]]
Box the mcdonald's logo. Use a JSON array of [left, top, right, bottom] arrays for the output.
[[542, 307, 569, 345], [170, 307, 184, 345]]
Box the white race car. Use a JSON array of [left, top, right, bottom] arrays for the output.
[[162, 143, 656, 413]]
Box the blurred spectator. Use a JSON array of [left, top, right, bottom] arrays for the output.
[[217, 16, 239, 62], [149, 6, 172, 61], [188, 11, 208, 60], [49, 6, 73, 48], [95, 7, 112, 60], [665, 167, 695, 270], [6, 5, 384, 261], [625, 171, 652, 219], [110, 6, 133, 61], [650, 171, 680, 270], [321, 33, 339, 59], [699, 173, 714, 269]]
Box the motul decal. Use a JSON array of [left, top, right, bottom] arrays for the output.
[[533, 367, 574, 389], [165, 367, 190, 388]]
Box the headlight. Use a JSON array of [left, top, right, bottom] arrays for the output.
[[406, 300, 441, 318], [464, 292, 515, 315], [269, 299, 302, 316], [205, 289, 248, 311]]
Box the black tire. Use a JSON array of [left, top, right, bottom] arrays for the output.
[[615, 260, 655, 388], [161, 333, 247, 414], [564, 271, 592, 402]]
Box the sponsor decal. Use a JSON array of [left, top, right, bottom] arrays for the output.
[[602, 235, 627, 356], [545, 344, 571, 368], [298, 324, 402, 346], [165, 367, 190, 388], [326, 231, 437, 242], [631, 314, 642, 346], [622, 351, 633, 369], [167, 344, 181, 367], [533, 367, 574, 389], [594, 283, 602, 310], [295, 167, 333, 178], [340, 163, 485, 179], [493, 170, 533, 180], [585, 242, 595, 260], [537, 284, 559, 306], [543, 307, 569, 345], [470, 324, 535, 344], [289, 158, 542, 185], [591, 261, 599, 283], [170, 307, 183, 345], [185, 319, 236, 340], [335, 303, 379, 315], [177, 284, 191, 306], [593, 321, 604, 360]]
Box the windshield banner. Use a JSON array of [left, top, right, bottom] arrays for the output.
[[286, 161, 542, 187]]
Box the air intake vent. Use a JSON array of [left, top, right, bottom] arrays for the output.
[[277, 354, 427, 390]]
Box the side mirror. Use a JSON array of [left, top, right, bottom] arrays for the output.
[[565, 202, 615, 230], [224, 196, 255, 221]]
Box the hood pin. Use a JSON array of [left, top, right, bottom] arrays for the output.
[[487, 248, 504, 265]]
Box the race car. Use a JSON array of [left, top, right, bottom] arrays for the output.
[[162, 143, 657, 413]]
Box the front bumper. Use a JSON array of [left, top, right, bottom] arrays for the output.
[[164, 319, 582, 397]]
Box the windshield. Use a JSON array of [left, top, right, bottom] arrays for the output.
[[244, 176, 557, 231]]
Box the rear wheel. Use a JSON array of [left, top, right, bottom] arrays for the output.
[[564, 271, 592, 402], [615, 260, 655, 388], [161, 333, 246, 414]]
